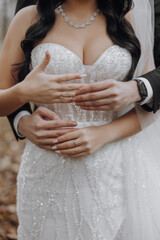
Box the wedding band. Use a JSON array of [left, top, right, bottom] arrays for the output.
[[74, 139, 78, 147]]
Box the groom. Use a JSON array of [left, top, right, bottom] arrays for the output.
[[7, 0, 160, 146]]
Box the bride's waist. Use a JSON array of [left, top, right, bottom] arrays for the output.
[[34, 104, 117, 124]]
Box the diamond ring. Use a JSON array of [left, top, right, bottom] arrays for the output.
[[74, 139, 78, 147], [60, 92, 63, 98]]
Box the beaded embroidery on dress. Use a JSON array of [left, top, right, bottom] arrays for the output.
[[17, 43, 160, 240]]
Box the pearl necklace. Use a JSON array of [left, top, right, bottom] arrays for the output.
[[58, 5, 100, 29]]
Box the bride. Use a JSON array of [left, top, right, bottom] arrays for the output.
[[1, 0, 160, 239]]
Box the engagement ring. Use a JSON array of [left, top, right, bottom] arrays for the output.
[[74, 139, 78, 147]]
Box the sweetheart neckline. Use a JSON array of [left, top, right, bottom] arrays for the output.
[[31, 42, 121, 67]]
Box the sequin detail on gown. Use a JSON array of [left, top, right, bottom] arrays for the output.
[[17, 43, 133, 240]]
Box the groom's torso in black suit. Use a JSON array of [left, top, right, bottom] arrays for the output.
[[154, 0, 160, 66], [143, 0, 160, 112], [7, 0, 160, 140]]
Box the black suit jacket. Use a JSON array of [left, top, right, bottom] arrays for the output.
[[142, 0, 160, 113], [7, 0, 160, 140]]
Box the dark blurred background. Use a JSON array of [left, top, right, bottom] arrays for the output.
[[0, 1, 25, 239]]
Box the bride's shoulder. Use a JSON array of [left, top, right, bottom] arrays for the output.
[[4, 6, 39, 46], [2, 6, 39, 56], [14, 5, 39, 29]]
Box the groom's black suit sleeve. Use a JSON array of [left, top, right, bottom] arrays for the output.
[[7, 0, 36, 141], [7, 104, 32, 141], [142, 68, 160, 113], [141, 0, 160, 113]]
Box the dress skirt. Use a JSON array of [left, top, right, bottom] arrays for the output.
[[17, 121, 160, 240]]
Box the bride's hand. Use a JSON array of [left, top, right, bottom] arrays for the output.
[[52, 126, 106, 158], [18, 107, 78, 150], [19, 52, 86, 104]]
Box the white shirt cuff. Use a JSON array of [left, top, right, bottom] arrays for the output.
[[135, 77, 153, 105], [13, 111, 31, 138]]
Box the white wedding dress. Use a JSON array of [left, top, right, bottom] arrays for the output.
[[17, 43, 160, 240]]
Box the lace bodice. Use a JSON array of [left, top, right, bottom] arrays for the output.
[[31, 43, 132, 123]]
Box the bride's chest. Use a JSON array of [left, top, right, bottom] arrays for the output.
[[31, 43, 132, 83]]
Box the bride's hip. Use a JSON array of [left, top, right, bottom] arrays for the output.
[[18, 133, 125, 181], [21, 121, 110, 163], [19, 121, 144, 180]]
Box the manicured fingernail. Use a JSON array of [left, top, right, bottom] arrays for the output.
[[73, 122, 77, 125], [53, 139, 58, 144], [80, 74, 87, 78], [55, 150, 61, 154], [52, 146, 57, 150]]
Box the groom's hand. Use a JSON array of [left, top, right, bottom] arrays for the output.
[[18, 107, 77, 150], [73, 79, 141, 111]]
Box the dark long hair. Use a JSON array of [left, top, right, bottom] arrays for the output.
[[15, 0, 141, 82]]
